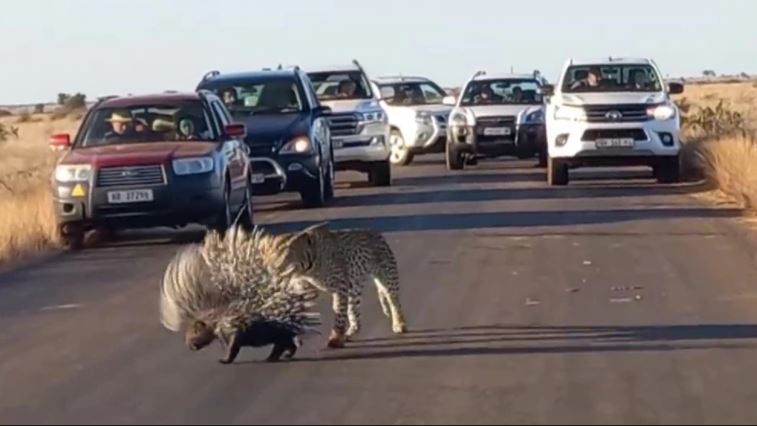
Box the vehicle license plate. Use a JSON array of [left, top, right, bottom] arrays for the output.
[[483, 127, 511, 136], [107, 189, 154, 204], [251, 174, 265, 184], [596, 138, 635, 148]]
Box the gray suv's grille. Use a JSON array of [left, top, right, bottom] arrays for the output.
[[96, 165, 166, 187], [328, 113, 358, 137], [476, 116, 516, 126], [583, 104, 651, 123]]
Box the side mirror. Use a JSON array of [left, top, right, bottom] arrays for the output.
[[224, 123, 247, 139], [540, 84, 555, 97], [49, 133, 72, 151], [668, 82, 684, 95], [315, 105, 332, 116], [442, 95, 456, 106]]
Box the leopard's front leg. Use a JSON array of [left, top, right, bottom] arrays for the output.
[[328, 290, 348, 349]]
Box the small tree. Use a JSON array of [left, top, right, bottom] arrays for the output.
[[702, 70, 717, 78], [57, 93, 71, 106], [34, 103, 45, 114], [65, 93, 87, 110]]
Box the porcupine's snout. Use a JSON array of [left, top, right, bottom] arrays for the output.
[[185, 321, 216, 352]]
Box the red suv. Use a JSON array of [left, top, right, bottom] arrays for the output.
[[49, 91, 254, 249]]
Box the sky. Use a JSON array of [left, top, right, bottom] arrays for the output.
[[1, 0, 755, 104]]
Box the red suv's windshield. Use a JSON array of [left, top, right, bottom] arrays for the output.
[[78, 102, 218, 147]]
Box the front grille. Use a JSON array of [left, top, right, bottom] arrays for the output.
[[251, 160, 277, 176], [476, 115, 516, 126], [342, 140, 372, 148], [328, 113, 359, 137], [96, 165, 165, 188], [582, 129, 648, 141], [583, 104, 651, 123]]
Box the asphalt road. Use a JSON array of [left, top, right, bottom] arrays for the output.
[[3, 155, 757, 424]]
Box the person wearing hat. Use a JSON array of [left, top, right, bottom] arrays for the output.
[[105, 111, 136, 139]]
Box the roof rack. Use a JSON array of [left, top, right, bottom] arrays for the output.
[[202, 70, 220, 81], [470, 70, 486, 80]]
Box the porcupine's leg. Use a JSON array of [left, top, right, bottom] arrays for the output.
[[328, 288, 349, 349], [284, 337, 298, 359], [266, 343, 288, 363], [219, 333, 241, 364], [346, 282, 364, 340]]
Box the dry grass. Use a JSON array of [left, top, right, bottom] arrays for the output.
[[696, 135, 757, 210], [0, 116, 81, 264]]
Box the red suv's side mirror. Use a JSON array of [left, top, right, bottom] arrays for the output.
[[49, 133, 72, 151], [224, 123, 246, 139]]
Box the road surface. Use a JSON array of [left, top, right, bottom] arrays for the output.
[[2, 156, 757, 424]]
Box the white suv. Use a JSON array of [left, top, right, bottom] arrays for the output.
[[306, 60, 392, 186], [543, 57, 684, 186], [371, 76, 453, 166], [445, 71, 548, 170]]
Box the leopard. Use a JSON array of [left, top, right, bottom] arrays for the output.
[[277, 223, 407, 348]]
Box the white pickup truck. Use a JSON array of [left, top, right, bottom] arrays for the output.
[[371, 76, 453, 166], [306, 60, 392, 186], [542, 57, 684, 185]]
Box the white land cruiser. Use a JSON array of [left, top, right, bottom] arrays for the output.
[[542, 57, 684, 186], [306, 60, 392, 186], [371, 76, 453, 166], [445, 71, 548, 170]]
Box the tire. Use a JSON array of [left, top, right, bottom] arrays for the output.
[[237, 177, 255, 231], [446, 143, 464, 170], [301, 166, 326, 208], [59, 224, 85, 251], [209, 182, 233, 234], [537, 147, 548, 168], [389, 129, 414, 166], [324, 154, 335, 201], [368, 161, 392, 187], [548, 157, 569, 186], [654, 156, 680, 184]]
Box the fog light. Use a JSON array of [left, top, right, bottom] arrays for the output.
[[556, 134, 570, 147], [371, 136, 385, 146], [288, 163, 303, 172], [62, 203, 76, 215], [659, 132, 674, 146], [57, 186, 72, 198]]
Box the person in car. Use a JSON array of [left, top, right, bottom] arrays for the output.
[[571, 67, 603, 90], [221, 88, 238, 108], [104, 111, 137, 139], [337, 80, 357, 98]]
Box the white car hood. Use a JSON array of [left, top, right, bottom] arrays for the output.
[[319, 98, 382, 113], [557, 92, 667, 106]]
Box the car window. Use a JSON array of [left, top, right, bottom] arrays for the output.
[[78, 102, 218, 147], [562, 64, 663, 93], [203, 78, 305, 117], [308, 71, 373, 101], [382, 82, 446, 106], [460, 79, 543, 106]]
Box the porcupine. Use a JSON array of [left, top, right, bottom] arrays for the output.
[[160, 226, 322, 364]]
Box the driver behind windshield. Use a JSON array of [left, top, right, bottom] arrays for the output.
[[104, 111, 138, 139], [475, 84, 502, 104], [337, 80, 357, 98], [570, 67, 603, 90], [221, 88, 238, 108]]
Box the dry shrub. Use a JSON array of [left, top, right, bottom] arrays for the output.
[[697, 135, 757, 209], [0, 188, 59, 264]]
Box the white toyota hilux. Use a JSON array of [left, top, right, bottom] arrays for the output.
[[371, 76, 453, 166], [542, 57, 684, 186], [306, 60, 392, 186]]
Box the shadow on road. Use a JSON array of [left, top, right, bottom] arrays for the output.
[[330, 183, 710, 208], [291, 324, 757, 362], [263, 207, 742, 234]]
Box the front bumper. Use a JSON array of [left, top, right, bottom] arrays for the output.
[[332, 122, 390, 165], [405, 118, 448, 154], [53, 172, 225, 228], [249, 155, 319, 196], [447, 122, 545, 157], [546, 119, 680, 159]]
